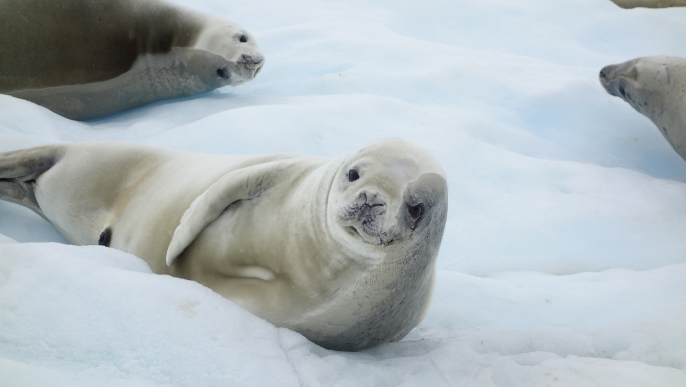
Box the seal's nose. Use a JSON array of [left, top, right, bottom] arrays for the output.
[[599, 64, 617, 95], [233, 53, 265, 80], [245, 54, 264, 78], [241, 53, 263, 67], [354, 191, 387, 218], [358, 191, 385, 207], [599, 67, 608, 81]]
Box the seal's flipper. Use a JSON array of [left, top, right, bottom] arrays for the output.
[[166, 160, 289, 266], [0, 145, 65, 216]]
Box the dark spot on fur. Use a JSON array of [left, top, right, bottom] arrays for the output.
[[98, 227, 112, 247], [619, 85, 626, 98]]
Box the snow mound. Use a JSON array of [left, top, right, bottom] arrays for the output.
[[1, 0, 686, 384], [1, 243, 684, 386]]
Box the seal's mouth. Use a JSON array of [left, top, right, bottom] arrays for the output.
[[347, 226, 364, 240], [230, 53, 265, 83], [345, 224, 395, 246]]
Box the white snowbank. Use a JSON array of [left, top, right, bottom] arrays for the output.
[[1, 0, 686, 385], [1, 243, 684, 386]]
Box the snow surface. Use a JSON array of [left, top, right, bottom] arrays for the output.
[[1, 0, 686, 385]]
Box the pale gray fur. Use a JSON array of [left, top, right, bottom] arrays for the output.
[[10, 49, 231, 121], [600, 56, 686, 163], [0, 141, 448, 351], [610, 0, 686, 8], [0, 0, 264, 120]]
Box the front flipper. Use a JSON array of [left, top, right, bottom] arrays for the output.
[[166, 160, 289, 266], [9, 48, 232, 120]]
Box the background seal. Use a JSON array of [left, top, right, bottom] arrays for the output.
[[0, 0, 264, 120], [600, 56, 686, 163]]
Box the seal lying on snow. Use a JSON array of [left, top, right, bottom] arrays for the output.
[[0, 0, 264, 120], [0, 140, 448, 351], [600, 56, 686, 162], [610, 0, 686, 8]]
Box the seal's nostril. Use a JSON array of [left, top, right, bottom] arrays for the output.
[[599, 69, 606, 79], [407, 202, 424, 221]]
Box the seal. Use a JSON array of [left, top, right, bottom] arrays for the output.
[[610, 0, 686, 8], [0, 139, 448, 351], [0, 0, 264, 120], [600, 56, 686, 162]]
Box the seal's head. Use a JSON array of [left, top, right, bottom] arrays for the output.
[[194, 17, 264, 86], [315, 139, 448, 350], [328, 139, 448, 263], [600, 56, 686, 160], [599, 56, 684, 116]]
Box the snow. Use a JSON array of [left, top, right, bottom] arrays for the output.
[[1, 0, 686, 385]]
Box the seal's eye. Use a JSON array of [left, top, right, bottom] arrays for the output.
[[239, 34, 248, 43], [216, 68, 228, 79], [348, 168, 359, 182]]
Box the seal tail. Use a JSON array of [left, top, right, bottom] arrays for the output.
[[0, 145, 66, 217]]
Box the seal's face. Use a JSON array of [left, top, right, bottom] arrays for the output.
[[195, 20, 264, 86], [314, 139, 448, 350], [599, 56, 685, 117], [600, 56, 686, 158], [329, 139, 448, 257]]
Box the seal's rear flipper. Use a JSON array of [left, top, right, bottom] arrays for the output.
[[0, 145, 65, 217]]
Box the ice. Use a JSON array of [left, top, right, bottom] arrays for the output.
[[1, 0, 686, 385]]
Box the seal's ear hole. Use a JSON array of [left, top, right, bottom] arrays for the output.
[[348, 168, 360, 182], [239, 34, 248, 43]]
